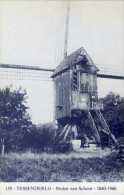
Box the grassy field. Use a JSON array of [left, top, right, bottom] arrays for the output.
[[0, 150, 124, 182]]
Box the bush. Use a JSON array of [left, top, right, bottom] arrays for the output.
[[26, 123, 57, 152]]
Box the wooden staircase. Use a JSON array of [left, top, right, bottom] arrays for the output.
[[88, 110, 118, 147]]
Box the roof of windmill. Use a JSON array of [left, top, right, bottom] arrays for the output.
[[52, 47, 99, 77]]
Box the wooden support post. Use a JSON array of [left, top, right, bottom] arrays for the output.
[[59, 124, 69, 138], [63, 125, 72, 141], [71, 125, 78, 139]]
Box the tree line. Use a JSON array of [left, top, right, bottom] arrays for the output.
[[0, 87, 124, 154]]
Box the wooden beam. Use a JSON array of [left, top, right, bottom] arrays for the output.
[[97, 73, 124, 80], [0, 64, 54, 72]]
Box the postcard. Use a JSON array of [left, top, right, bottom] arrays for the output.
[[0, 0, 124, 195]]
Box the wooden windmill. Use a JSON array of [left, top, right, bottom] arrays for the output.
[[51, 2, 119, 151], [52, 47, 118, 151]]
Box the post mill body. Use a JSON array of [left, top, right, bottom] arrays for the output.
[[52, 47, 118, 151]]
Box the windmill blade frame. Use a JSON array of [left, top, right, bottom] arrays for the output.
[[0, 63, 124, 80]]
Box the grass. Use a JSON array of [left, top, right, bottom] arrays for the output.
[[0, 150, 124, 182]]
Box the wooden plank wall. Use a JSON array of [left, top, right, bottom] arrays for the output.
[[54, 70, 71, 119]]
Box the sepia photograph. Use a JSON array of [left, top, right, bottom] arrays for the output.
[[0, 0, 124, 189]]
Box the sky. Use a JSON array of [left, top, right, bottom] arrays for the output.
[[0, 0, 124, 124]]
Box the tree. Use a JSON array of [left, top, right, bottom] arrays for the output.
[[0, 87, 32, 154], [102, 92, 124, 138]]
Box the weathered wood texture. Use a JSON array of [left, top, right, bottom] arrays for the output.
[[52, 47, 102, 120], [54, 70, 71, 119]]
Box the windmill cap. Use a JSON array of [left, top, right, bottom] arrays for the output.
[[52, 47, 99, 78]]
